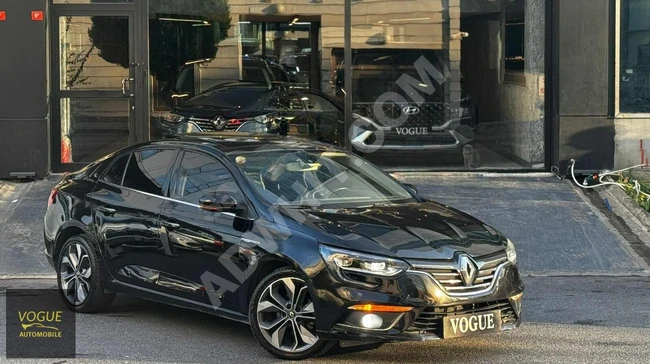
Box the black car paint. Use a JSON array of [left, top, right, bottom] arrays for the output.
[[44, 135, 523, 341], [159, 83, 345, 145]]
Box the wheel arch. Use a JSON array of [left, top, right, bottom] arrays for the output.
[[242, 254, 300, 313], [53, 222, 98, 263]]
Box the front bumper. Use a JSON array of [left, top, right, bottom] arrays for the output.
[[312, 262, 524, 342], [350, 116, 474, 152]]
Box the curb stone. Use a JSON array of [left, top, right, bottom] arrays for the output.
[[606, 184, 650, 232]]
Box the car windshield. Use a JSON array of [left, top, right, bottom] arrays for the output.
[[228, 149, 416, 207], [186, 87, 266, 108]]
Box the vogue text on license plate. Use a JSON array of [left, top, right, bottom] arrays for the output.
[[443, 310, 502, 339]]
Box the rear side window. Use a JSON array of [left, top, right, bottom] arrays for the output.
[[102, 154, 130, 185], [122, 149, 176, 196]]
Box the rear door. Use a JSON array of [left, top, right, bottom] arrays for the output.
[[89, 148, 177, 289], [157, 150, 258, 309]]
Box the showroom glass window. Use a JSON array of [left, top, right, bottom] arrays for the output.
[[348, 0, 546, 170], [620, 0, 650, 113], [145, 0, 547, 171]]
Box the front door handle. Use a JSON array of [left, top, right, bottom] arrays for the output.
[[96, 206, 116, 216], [161, 221, 180, 230], [121, 77, 134, 97]]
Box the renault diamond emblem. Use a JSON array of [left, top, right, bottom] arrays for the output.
[[403, 106, 420, 115], [458, 254, 478, 286]]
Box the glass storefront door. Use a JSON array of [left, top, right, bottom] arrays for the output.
[[51, 4, 140, 171]]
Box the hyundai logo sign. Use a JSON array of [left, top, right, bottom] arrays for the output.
[[403, 106, 420, 115]]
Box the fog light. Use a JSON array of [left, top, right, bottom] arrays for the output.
[[361, 314, 383, 329], [510, 292, 523, 316]]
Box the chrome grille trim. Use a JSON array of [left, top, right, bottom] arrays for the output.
[[407, 252, 510, 297]]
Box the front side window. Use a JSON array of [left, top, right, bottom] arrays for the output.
[[102, 153, 130, 185], [264, 91, 304, 111], [122, 149, 176, 196], [298, 92, 339, 112], [173, 151, 244, 205], [620, 0, 650, 113]]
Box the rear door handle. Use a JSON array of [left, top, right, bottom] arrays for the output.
[[96, 206, 116, 215], [161, 221, 180, 230]]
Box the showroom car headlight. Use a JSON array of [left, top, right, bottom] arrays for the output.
[[319, 245, 410, 279], [163, 112, 183, 123], [506, 238, 517, 265]]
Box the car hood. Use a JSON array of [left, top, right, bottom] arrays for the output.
[[283, 201, 506, 261]]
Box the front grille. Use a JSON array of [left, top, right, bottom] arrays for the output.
[[408, 300, 516, 336], [411, 254, 508, 295], [188, 117, 216, 131], [353, 102, 452, 128]]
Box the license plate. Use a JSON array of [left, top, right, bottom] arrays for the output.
[[443, 310, 502, 339]]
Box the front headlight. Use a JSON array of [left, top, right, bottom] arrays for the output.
[[163, 112, 182, 123], [319, 245, 410, 278], [506, 238, 517, 265]]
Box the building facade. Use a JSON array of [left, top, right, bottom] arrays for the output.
[[0, 0, 641, 178]]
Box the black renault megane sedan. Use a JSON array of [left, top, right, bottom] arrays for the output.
[[43, 133, 523, 360]]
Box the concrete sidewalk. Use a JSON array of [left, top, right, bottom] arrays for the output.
[[0, 173, 648, 277], [398, 173, 650, 275], [0, 177, 59, 277]]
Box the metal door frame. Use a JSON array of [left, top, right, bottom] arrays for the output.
[[50, 2, 147, 172]]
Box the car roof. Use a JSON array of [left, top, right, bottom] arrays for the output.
[[202, 81, 307, 93], [153, 132, 340, 154]]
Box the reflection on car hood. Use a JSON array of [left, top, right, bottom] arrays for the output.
[[284, 201, 506, 260]]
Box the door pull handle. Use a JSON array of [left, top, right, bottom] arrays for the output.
[[121, 77, 134, 97]]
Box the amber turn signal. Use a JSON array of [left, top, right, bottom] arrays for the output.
[[348, 304, 413, 312]]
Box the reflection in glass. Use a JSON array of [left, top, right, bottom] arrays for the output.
[[60, 98, 129, 163], [145, 0, 546, 170], [620, 0, 650, 113], [59, 16, 129, 91], [54, 0, 132, 3], [346, 0, 544, 170]]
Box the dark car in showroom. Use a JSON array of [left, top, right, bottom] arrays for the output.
[[168, 55, 298, 107], [43, 134, 523, 360], [158, 82, 347, 146], [330, 48, 476, 152]]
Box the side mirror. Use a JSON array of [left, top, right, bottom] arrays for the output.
[[199, 193, 245, 215], [403, 183, 418, 195]]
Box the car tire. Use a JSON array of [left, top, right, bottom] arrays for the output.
[[56, 234, 115, 313], [249, 267, 336, 360]]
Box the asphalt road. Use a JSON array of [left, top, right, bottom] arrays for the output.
[[1, 276, 650, 364]]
